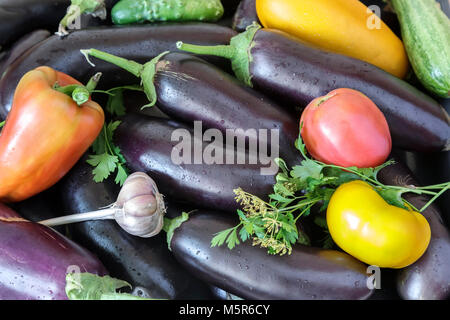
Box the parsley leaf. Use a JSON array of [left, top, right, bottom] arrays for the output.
[[87, 153, 118, 182], [87, 120, 128, 185]]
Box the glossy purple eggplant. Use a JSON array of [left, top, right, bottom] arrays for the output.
[[178, 26, 450, 152], [167, 208, 373, 300], [0, 202, 107, 300], [53, 156, 213, 300], [151, 52, 299, 167], [232, 0, 259, 32], [115, 114, 276, 212], [0, 0, 115, 48], [0, 23, 236, 119], [0, 29, 51, 78], [378, 160, 450, 300]]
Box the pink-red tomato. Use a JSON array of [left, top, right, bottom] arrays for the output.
[[300, 88, 392, 168]]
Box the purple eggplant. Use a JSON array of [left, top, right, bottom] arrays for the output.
[[50, 156, 213, 299], [0, 202, 107, 300], [178, 25, 450, 153], [0, 29, 51, 78], [82, 50, 300, 166], [232, 0, 259, 32], [166, 208, 373, 300], [0, 0, 116, 48], [0, 23, 236, 119], [378, 160, 450, 300], [115, 114, 276, 212]]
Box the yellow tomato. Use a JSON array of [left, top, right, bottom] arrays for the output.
[[326, 180, 430, 268], [256, 0, 409, 78]]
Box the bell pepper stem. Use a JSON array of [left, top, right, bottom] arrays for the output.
[[176, 41, 236, 60], [0, 120, 4, 129], [81, 49, 144, 77], [39, 206, 119, 227], [54, 72, 102, 105]]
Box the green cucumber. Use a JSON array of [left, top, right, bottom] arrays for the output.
[[111, 0, 224, 25], [391, 0, 450, 98]]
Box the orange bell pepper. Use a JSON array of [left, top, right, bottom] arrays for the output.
[[0, 66, 104, 202], [256, 0, 409, 78]]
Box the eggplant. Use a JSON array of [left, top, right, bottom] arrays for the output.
[[0, 202, 107, 300], [83, 50, 299, 165], [232, 0, 259, 32], [378, 160, 450, 300], [0, 0, 115, 48], [0, 23, 236, 119], [0, 29, 51, 78], [166, 208, 373, 300], [115, 114, 276, 212], [56, 155, 213, 300], [178, 26, 450, 153]]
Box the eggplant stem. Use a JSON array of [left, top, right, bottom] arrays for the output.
[[39, 207, 119, 227], [81, 49, 143, 77], [176, 41, 236, 60]]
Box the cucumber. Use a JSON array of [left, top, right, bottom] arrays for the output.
[[391, 0, 450, 98], [111, 0, 224, 25]]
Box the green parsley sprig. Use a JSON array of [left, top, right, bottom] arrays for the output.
[[211, 126, 450, 256], [86, 85, 144, 185], [87, 120, 128, 185]]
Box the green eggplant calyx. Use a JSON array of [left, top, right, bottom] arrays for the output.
[[163, 211, 191, 251], [80, 48, 169, 109], [176, 22, 261, 87]]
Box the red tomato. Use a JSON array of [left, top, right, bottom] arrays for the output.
[[299, 88, 392, 168]]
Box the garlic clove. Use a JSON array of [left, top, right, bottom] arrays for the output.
[[115, 195, 164, 238], [114, 172, 166, 238], [116, 172, 159, 207]]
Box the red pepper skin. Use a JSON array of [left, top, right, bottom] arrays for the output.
[[0, 66, 104, 202], [300, 88, 392, 168]]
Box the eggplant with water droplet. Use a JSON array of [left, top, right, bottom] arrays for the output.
[[177, 24, 450, 152], [0, 0, 115, 48], [115, 114, 276, 212], [0, 23, 236, 119], [232, 0, 258, 32], [56, 156, 213, 299], [0, 29, 51, 77], [165, 208, 373, 300], [0, 202, 107, 300]]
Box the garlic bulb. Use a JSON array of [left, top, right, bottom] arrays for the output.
[[115, 172, 165, 237], [39, 172, 166, 238]]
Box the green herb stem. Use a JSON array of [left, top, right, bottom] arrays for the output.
[[420, 183, 450, 212]]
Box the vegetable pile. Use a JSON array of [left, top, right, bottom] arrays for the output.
[[0, 0, 449, 301]]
